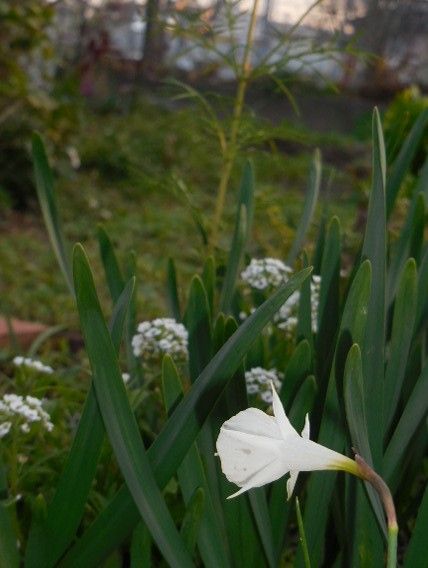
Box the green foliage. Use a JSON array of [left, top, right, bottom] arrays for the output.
[[1, 107, 427, 567], [384, 87, 428, 171], [0, 0, 78, 209]]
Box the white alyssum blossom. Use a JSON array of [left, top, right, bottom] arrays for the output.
[[241, 258, 293, 290], [0, 394, 54, 437], [274, 275, 321, 335], [0, 421, 12, 438], [216, 382, 359, 499], [245, 367, 283, 404], [132, 318, 188, 361], [13, 356, 53, 374]]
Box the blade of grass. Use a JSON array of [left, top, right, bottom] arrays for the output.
[[73, 244, 194, 568], [31, 133, 74, 296], [60, 267, 312, 567]]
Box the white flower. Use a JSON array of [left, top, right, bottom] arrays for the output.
[[241, 258, 293, 290], [0, 421, 12, 438], [132, 318, 188, 361], [274, 275, 321, 335], [245, 367, 283, 404], [13, 356, 53, 374], [0, 394, 53, 436], [216, 383, 359, 499]]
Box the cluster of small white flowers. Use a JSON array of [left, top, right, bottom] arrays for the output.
[[132, 318, 188, 361], [310, 275, 321, 333], [0, 394, 53, 437], [13, 356, 53, 374], [274, 275, 321, 335], [241, 258, 293, 290], [245, 367, 283, 404]]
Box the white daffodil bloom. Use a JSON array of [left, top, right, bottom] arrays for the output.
[[216, 382, 360, 499]]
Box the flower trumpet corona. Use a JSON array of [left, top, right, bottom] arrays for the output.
[[216, 382, 361, 499]]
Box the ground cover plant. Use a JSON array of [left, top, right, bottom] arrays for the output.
[[0, 105, 427, 566]]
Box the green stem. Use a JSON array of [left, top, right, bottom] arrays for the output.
[[387, 525, 398, 568], [296, 497, 311, 568], [210, 0, 260, 250], [354, 454, 398, 567]]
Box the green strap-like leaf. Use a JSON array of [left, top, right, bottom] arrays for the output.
[[388, 193, 424, 305], [386, 108, 428, 218], [296, 260, 371, 567], [383, 359, 428, 489], [97, 225, 126, 303], [270, 375, 317, 560], [162, 355, 231, 568], [73, 244, 193, 568], [167, 258, 182, 321], [279, 339, 313, 411], [403, 484, 428, 568], [384, 259, 417, 432], [202, 256, 216, 317], [287, 149, 321, 264], [185, 275, 213, 383], [130, 523, 152, 568], [361, 108, 387, 468], [60, 267, 312, 567], [0, 502, 19, 568], [220, 161, 255, 313], [180, 488, 205, 556], [297, 253, 313, 350], [31, 133, 74, 296], [25, 278, 135, 568], [343, 344, 385, 536], [317, 216, 341, 385]]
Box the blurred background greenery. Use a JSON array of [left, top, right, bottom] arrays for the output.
[[0, 0, 427, 326]]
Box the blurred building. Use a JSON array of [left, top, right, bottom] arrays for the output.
[[49, 0, 428, 91]]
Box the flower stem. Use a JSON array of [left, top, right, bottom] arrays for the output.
[[387, 525, 398, 568], [354, 453, 398, 567], [210, 0, 260, 250]]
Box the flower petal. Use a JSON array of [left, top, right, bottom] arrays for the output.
[[271, 381, 300, 441], [216, 408, 289, 496], [286, 470, 299, 500], [302, 413, 310, 440]]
